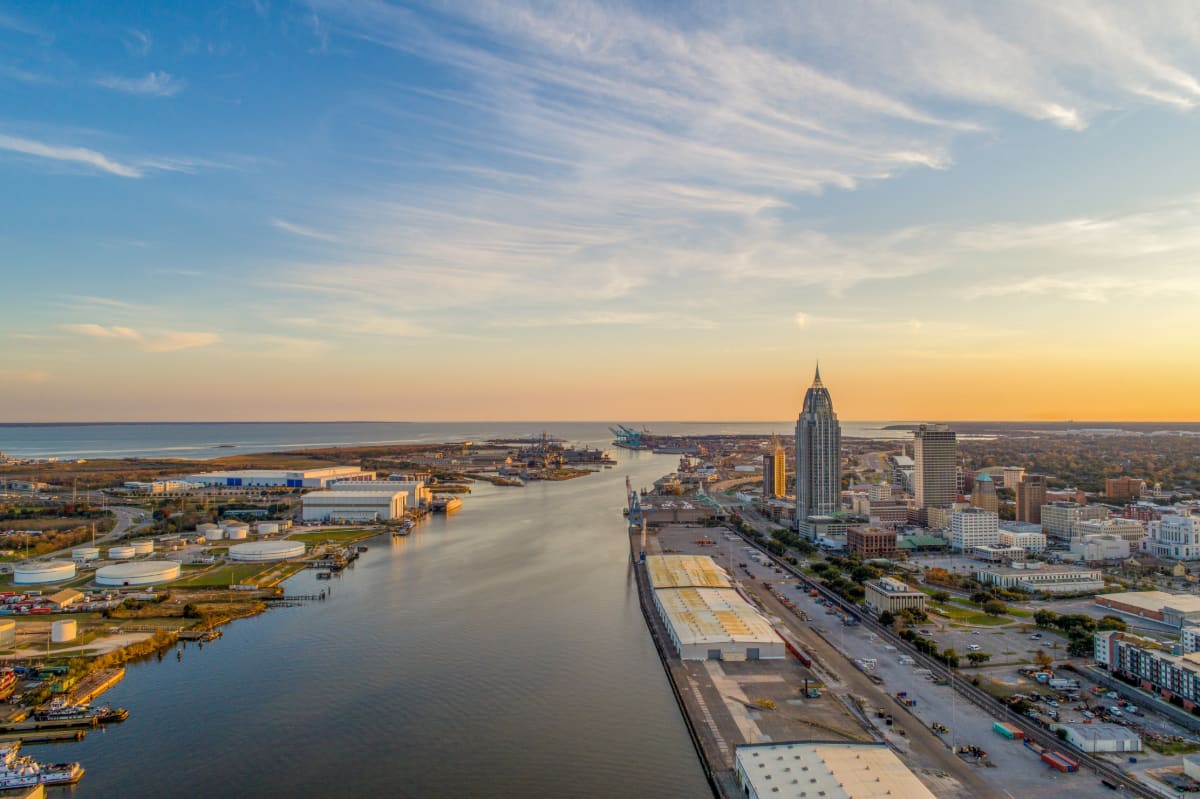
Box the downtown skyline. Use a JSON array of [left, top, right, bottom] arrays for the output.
[[4, 2, 1200, 422]]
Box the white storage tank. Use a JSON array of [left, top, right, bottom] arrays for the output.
[[196, 523, 221, 539], [257, 521, 281, 535], [95, 561, 182, 587], [107, 546, 136, 560], [51, 619, 77, 643], [221, 521, 250, 539], [71, 546, 101, 561], [131, 540, 155, 555], [228, 540, 306, 562], [14, 560, 77, 585]]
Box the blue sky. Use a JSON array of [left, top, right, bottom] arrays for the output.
[[3, 1, 1200, 422]]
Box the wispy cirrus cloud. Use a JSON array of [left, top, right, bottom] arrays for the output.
[[0, 133, 142, 178], [61, 323, 219, 352], [271, 218, 339, 243], [97, 70, 184, 97]]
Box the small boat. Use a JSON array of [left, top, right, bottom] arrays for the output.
[[34, 699, 128, 724], [0, 742, 85, 788]]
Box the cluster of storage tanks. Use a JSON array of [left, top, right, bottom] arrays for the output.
[[196, 521, 252, 540]]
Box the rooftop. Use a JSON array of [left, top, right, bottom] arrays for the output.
[[736, 741, 936, 799], [655, 587, 780, 646], [645, 555, 732, 590], [1099, 591, 1200, 615], [1062, 723, 1141, 742]]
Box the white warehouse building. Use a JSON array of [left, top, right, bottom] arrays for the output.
[[183, 466, 370, 489], [330, 480, 429, 510], [301, 490, 408, 522]]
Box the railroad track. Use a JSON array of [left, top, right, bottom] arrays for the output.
[[734, 531, 1155, 798]]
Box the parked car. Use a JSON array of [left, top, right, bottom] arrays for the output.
[[1105, 691, 1118, 699], [968, 644, 982, 651], [1109, 707, 1123, 717]]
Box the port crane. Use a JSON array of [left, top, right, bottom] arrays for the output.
[[625, 476, 647, 563], [609, 424, 648, 448]]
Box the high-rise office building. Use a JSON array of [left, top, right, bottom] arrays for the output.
[[970, 472, 999, 513], [913, 424, 957, 510], [1015, 475, 1048, 523], [795, 365, 841, 522], [762, 437, 787, 500]]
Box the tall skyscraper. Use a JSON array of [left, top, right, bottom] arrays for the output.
[[970, 472, 999, 513], [913, 424, 957, 511], [762, 436, 787, 499], [795, 365, 842, 522], [1016, 475, 1048, 523]]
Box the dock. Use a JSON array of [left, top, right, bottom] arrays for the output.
[[0, 729, 87, 744], [69, 667, 125, 704], [0, 717, 97, 733]]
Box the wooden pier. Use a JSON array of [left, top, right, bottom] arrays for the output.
[[68, 667, 125, 704], [0, 729, 86, 744]]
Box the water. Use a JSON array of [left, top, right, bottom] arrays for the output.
[[46, 449, 711, 798], [0, 420, 914, 460]]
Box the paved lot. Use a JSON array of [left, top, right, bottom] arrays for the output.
[[661, 527, 1121, 798]]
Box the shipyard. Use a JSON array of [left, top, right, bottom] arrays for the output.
[[0, 432, 620, 788]]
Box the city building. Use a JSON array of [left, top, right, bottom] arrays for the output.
[[890, 454, 914, 494], [795, 365, 842, 525], [923, 505, 956, 531], [1076, 517, 1146, 545], [1002, 466, 1026, 490], [1095, 591, 1200, 629], [975, 563, 1104, 594], [1041, 502, 1109, 541], [650, 588, 785, 661], [646, 555, 733, 590], [1070, 534, 1131, 563], [868, 483, 891, 501], [1123, 503, 1164, 523], [950, 507, 999, 552], [847, 527, 897, 559], [1106, 476, 1147, 501], [183, 466, 370, 489], [330, 479, 430, 510], [122, 479, 191, 494], [866, 499, 911, 527], [1182, 625, 1200, 654], [864, 577, 927, 616], [998, 527, 1047, 554], [969, 472, 999, 513], [763, 436, 788, 499], [1145, 512, 1200, 561], [300, 490, 408, 522], [913, 424, 957, 512], [1015, 475, 1048, 524], [1096, 631, 1200, 711], [734, 741, 936, 799], [970, 545, 1026, 563]]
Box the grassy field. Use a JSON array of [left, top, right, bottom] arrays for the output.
[[177, 563, 273, 587], [287, 529, 379, 545], [931, 603, 1013, 627]]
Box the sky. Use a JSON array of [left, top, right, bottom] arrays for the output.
[[2, 1, 1200, 423]]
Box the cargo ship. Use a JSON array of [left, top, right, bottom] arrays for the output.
[[0, 742, 84, 788], [432, 496, 462, 513]]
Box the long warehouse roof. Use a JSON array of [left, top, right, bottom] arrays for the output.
[[655, 587, 780, 646], [646, 554, 733, 589], [738, 742, 937, 799]]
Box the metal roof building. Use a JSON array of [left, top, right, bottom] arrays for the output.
[[646, 554, 733, 589], [1060, 723, 1142, 753], [735, 741, 937, 799]]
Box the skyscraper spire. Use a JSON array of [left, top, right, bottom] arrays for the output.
[[813, 361, 822, 386], [796, 364, 841, 530]]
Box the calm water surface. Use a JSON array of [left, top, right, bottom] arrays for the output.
[[57, 449, 711, 798]]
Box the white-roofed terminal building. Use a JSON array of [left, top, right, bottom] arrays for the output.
[[735, 742, 937, 799], [301, 490, 408, 522], [330, 479, 430, 510], [645, 554, 784, 661]]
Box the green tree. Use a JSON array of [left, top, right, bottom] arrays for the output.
[[983, 599, 1008, 617], [1097, 615, 1128, 632], [877, 611, 896, 627], [930, 590, 951, 603], [966, 651, 991, 666], [1034, 609, 1058, 628]]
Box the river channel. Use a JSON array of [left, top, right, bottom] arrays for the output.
[[59, 448, 710, 798]]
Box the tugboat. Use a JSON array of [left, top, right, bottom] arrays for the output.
[[0, 742, 84, 788], [34, 698, 128, 724]]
